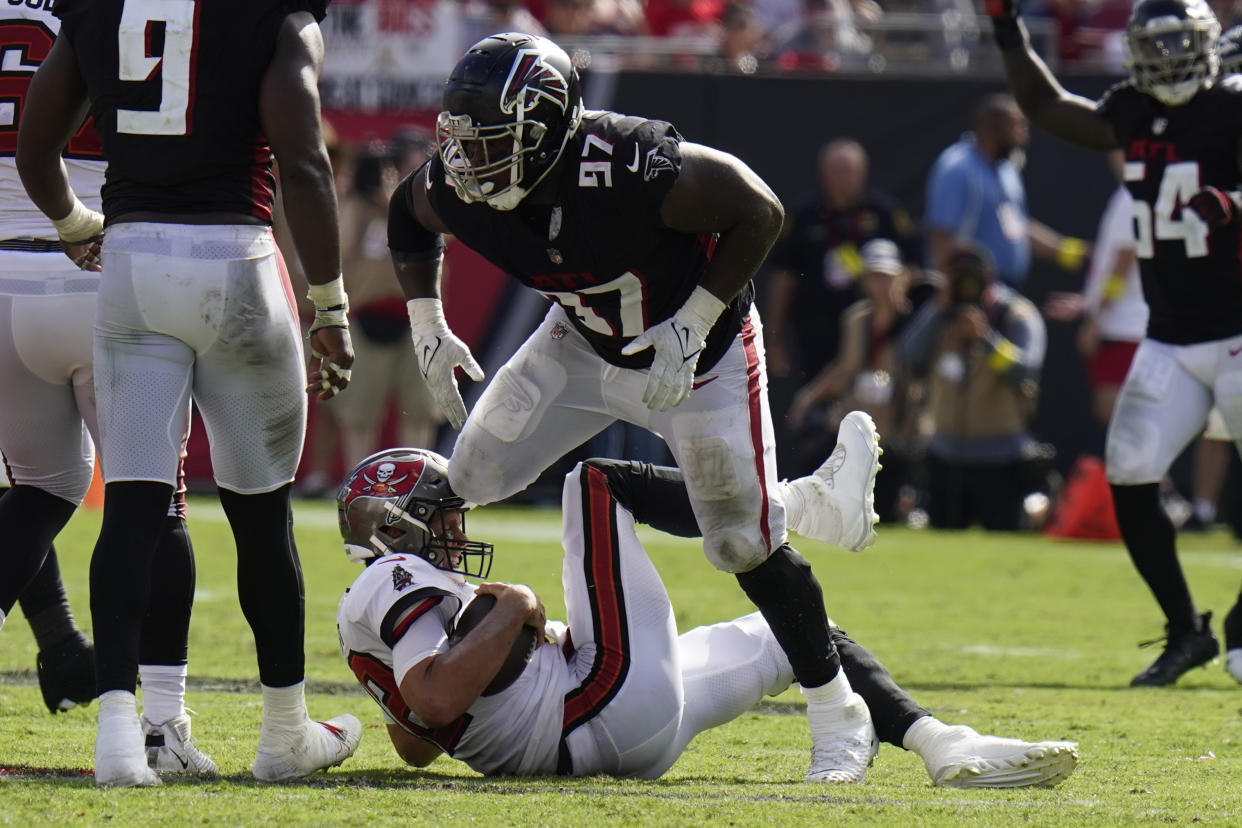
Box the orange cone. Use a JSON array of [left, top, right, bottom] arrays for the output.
[[82, 461, 105, 510], [1045, 455, 1121, 540]]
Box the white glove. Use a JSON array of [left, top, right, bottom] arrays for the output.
[[407, 298, 485, 429], [621, 286, 727, 412]]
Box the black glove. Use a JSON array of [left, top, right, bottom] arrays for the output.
[[984, 0, 1018, 19], [1187, 186, 1237, 228], [986, 0, 1024, 49]]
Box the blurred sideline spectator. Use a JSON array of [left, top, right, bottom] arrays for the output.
[[544, 0, 646, 35], [645, 0, 725, 37], [331, 127, 443, 468], [1042, 150, 1144, 431], [763, 138, 916, 477], [925, 94, 1089, 295], [786, 239, 931, 522], [772, 0, 881, 71], [900, 245, 1048, 531], [462, 0, 547, 50]]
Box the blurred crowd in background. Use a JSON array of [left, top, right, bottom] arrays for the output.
[[356, 0, 1242, 74], [246, 0, 1242, 540]]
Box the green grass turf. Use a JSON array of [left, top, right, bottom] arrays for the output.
[[3, 497, 1242, 825]]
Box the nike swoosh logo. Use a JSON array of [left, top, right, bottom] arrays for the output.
[[675, 324, 701, 363], [1231, 346, 1242, 357], [691, 376, 718, 390], [168, 748, 189, 770], [626, 144, 640, 173], [420, 338, 441, 376]]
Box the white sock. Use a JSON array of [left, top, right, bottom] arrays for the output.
[[901, 715, 953, 755], [1193, 498, 1217, 524], [261, 681, 309, 731], [99, 689, 139, 719], [139, 664, 187, 725], [801, 670, 851, 707]]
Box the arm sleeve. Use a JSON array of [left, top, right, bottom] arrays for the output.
[[387, 171, 445, 264]]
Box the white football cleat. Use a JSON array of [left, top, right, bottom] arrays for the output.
[[253, 714, 362, 782], [1226, 649, 1242, 684], [95, 693, 162, 788], [782, 410, 882, 552], [803, 677, 878, 783], [143, 714, 219, 776], [921, 725, 1078, 788]]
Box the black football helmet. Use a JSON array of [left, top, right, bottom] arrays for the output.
[[1124, 0, 1221, 106], [1219, 24, 1242, 75], [337, 448, 493, 578], [437, 32, 583, 210]]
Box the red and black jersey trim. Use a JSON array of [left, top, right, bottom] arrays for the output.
[[379, 588, 458, 649], [345, 649, 471, 754], [561, 463, 631, 738]]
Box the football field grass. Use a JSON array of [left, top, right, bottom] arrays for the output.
[[3, 496, 1242, 826]]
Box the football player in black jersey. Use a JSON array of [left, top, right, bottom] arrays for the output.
[[16, 0, 359, 786], [986, 0, 1242, 686], [389, 32, 881, 782]]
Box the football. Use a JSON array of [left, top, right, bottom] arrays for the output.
[[448, 592, 540, 696]]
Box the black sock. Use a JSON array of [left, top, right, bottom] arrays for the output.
[[219, 484, 305, 687], [832, 626, 928, 748], [20, 547, 89, 651], [736, 545, 840, 688], [138, 516, 195, 667], [0, 485, 77, 614], [90, 481, 174, 693], [1111, 482, 1198, 633]]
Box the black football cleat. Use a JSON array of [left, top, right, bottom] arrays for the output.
[[36, 635, 98, 714], [1130, 612, 1219, 687]]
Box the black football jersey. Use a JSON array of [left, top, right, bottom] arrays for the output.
[[420, 111, 751, 373], [1098, 79, 1242, 344], [55, 0, 328, 223]]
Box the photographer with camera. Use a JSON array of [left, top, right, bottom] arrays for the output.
[[900, 245, 1047, 530], [331, 128, 443, 463]]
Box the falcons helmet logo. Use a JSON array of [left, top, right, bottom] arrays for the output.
[[500, 48, 570, 116]]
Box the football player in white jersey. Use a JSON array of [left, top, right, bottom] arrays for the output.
[[336, 435, 1078, 786], [0, 0, 214, 779]]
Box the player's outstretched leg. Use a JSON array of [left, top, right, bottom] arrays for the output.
[[904, 719, 1078, 788], [252, 684, 362, 781], [1225, 596, 1242, 683], [781, 410, 882, 552]]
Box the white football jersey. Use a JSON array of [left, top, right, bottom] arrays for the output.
[[337, 554, 573, 776], [0, 3, 104, 240]]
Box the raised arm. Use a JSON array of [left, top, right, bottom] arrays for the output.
[[986, 0, 1120, 150]]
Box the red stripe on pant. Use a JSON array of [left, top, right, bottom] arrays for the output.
[[740, 318, 772, 551], [562, 464, 630, 735]]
